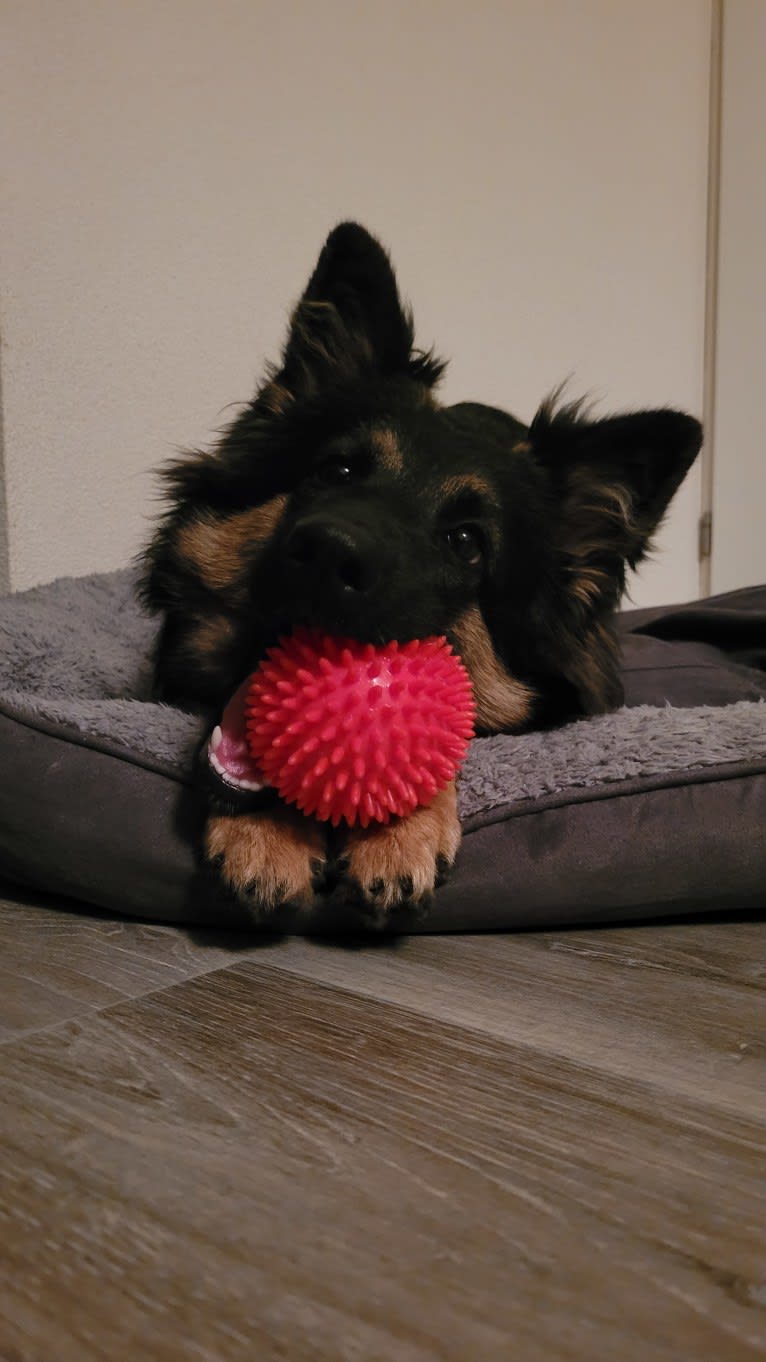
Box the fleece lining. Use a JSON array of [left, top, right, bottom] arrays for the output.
[[0, 569, 764, 823]]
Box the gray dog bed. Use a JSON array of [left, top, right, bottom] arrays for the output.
[[0, 570, 764, 930]]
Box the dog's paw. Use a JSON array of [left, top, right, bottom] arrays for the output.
[[205, 807, 327, 915], [336, 782, 461, 919]]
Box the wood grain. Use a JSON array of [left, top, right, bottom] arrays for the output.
[[0, 892, 266, 1040], [263, 921, 766, 1116], [1, 956, 765, 1362]]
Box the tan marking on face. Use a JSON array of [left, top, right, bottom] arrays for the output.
[[440, 473, 499, 507], [451, 606, 533, 732], [176, 495, 288, 593], [512, 440, 532, 455], [370, 427, 404, 474], [185, 613, 237, 664]]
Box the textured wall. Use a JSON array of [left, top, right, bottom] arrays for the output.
[[711, 0, 766, 593], [0, 361, 8, 593], [0, 0, 710, 602]]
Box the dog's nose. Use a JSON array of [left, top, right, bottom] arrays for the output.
[[284, 519, 378, 595]]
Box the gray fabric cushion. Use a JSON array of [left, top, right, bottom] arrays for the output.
[[1, 571, 764, 930]]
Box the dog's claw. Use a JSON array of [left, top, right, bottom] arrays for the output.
[[205, 811, 328, 913], [332, 784, 460, 917], [435, 853, 452, 888]]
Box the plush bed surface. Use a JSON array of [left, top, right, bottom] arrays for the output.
[[1, 570, 764, 930]]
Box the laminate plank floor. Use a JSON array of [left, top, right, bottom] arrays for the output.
[[1, 886, 764, 1361]]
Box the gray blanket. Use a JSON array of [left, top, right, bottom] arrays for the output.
[[1, 569, 764, 824]]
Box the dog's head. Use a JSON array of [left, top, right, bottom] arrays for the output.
[[140, 222, 702, 733]]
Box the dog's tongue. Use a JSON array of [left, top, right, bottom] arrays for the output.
[[208, 676, 266, 792]]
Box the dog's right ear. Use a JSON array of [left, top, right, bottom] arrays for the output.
[[525, 397, 702, 714], [256, 222, 445, 414]]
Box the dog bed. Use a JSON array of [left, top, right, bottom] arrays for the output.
[[0, 570, 764, 931]]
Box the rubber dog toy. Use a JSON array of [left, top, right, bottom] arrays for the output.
[[245, 629, 475, 827]]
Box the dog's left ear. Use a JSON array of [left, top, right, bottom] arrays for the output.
[[529, 399, 703, 612], [257, 222, 445, 413]]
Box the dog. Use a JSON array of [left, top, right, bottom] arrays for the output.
[[140, 222, 702, 918]]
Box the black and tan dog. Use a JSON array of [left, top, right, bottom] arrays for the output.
[[140, 222, 701, 917]]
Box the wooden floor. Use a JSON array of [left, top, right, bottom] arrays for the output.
[[1, 884, 765, 1362]]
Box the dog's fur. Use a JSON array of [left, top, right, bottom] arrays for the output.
[[140, 222, 702, 917]]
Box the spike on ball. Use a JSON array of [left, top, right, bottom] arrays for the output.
[[244, 629, 476, 828]]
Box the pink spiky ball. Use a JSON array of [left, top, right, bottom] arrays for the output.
[[244, 630, 476, 828]]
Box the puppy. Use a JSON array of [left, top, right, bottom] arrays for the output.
[[140, 222, 702, 918]]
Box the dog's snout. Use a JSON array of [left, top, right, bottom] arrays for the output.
[[285, 519, 378, 594]]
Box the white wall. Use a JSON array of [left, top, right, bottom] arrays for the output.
[[0, 361, 8, 593], [710, 0, 766, 594], [0, 0, 710, 603]]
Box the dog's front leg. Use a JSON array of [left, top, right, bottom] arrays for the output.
[[206, 802, 328, 917], [335, 780, 461, 918]]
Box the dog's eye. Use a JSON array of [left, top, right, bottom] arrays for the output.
[[445, 525, 484, 566], [318, 455, 355, 485]]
